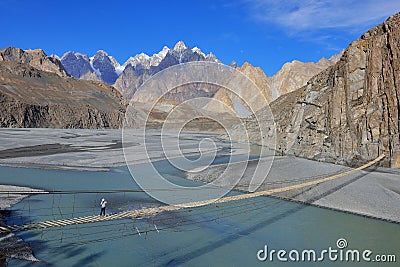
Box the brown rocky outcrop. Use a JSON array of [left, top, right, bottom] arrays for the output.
[[261, 13, 400, 168], [0, 47, 68, 77], [0, 61, 126, 128], [239, 62, 273, 102]]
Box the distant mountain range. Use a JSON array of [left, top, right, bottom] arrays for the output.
[[0, 39, 342, 129], [58, 41, 340, 105], [60, 41, 220, 99], [0, 40, 341, 129], [0, 47, 125, 128], [1, 11, 399, 169]]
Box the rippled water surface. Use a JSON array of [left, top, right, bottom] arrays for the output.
[[0, 163, 398, 267]]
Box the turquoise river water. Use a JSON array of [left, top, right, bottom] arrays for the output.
[[0, 160, 399, 266]]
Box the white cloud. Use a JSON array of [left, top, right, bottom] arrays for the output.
[[244, 0, 400, 31]]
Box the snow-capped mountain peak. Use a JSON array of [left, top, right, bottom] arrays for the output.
[[192, 47, 205, 57], [50, 54, 60, 60], [173, 41, 187, 52], [123, 53, 151, 68], [89, 57, 101, 78], [75, 52, 90, 61], [206, 52, 219, 63], [123, 46, 172, 69], [60, 51, 75, 60], [95, 50, 108, 56], [60, 41, 222, 88], [108, 56, 120, 68], [90, 51, 119, 84], [149, 46, 170, 67], [109, 56, 124, 75]]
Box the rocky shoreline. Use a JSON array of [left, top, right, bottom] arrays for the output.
[[0, 185, 44, 265]]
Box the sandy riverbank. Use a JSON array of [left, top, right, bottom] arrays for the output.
[[1, 128, 399, 223], [0, 128, 234, 171], [187, 155, 400, 223]]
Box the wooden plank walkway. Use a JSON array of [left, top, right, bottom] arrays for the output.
[[0, 154, 385, 233]]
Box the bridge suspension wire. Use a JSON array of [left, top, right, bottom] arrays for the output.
[[0, 165, 354, 220], [8, 196, 286, 253], [3, 191, 280, 251], [0, 154, 385, 234]]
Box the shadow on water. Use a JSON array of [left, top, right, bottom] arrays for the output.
[[7, 236, 103, 267], [71, 251, 104, 267], [2, 203, 106, 267], [161, 170, 373, 266], [162, 201, 303, 266], [0, 157, 385, 266]]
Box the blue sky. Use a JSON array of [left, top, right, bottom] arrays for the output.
[[1, 0, 399, 75]]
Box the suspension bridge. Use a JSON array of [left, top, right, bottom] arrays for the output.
[[0, 154, 385, 234]]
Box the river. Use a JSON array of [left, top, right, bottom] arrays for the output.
[[1, 162, 398, 266]]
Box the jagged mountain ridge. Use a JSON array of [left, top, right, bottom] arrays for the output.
[[60, 41, 218, 92], [61, 50, 118, 84], [2, 42, 339, 106], [59, 41, 339, 102], [115, 41, 221, 99], [0, 43, 341, 129]]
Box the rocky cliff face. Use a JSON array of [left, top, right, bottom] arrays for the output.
[[0, 47, 68, 77], [261, 13, 400, 168], [0, 60, 126, 128]]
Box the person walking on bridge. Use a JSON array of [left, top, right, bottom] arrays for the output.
[[100, 198, 107, 216]]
